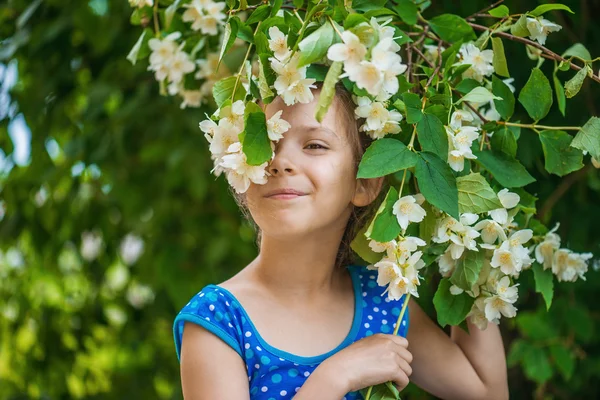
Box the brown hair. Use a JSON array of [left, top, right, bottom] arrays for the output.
[[230, 81, 389, 269]]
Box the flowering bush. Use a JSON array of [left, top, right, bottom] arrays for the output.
[[127, 0, 599, 398]]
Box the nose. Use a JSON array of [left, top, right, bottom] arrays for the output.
[[267, 141, 296, 176]]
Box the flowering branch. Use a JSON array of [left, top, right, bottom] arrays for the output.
[[468, 22, 600, 84]]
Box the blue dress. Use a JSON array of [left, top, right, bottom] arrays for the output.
[[173, 264, 410, 399]]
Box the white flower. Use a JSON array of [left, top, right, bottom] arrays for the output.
[[148, 32, 181, 70], [488, 189, 520, 225], [369, 17, 398, 48], [268, 26, 292, 62], [526, 17, 562, 45], [126, 281, 156, 309], [502, 78, 516, 93], [371, 259, 402, 287], [535, 224, 561, 270], [385, 252, 424, 299], [474, 219, 507, 245], [490, 230, 533, 276], [129, 0, 153, 8], [592, 157, 600, 169], [80, 230, 103, 262], [266, 110, 291, 141], [484, 293, 517, 323], [552, 249, 593, 282], [208, 121, 241, 156], [182, 0, 226, 36], [119, 233, 145, 265], [455, 43, 494, 83], [280, 78, 317, 105], [450, 125, 480, 154], [468, 298, 489, 330], [494, 276, 519, 303], [355, 97, 389, 132], [450, 110, 474, 130], [179, 89, 203, 109], [424, 44, 445, 64], [438, 248, 456, 277], [327, 31, 367, 66], [392, 195, 427, 230], [218, 100, 246, 131], [446, 213, 480, 260], [342, 61, 384, 96], [219, 142, 269, 193]]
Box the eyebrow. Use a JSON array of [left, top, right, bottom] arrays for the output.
[[305, 125, 340, 140]]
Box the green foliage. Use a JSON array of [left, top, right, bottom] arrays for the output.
[[415, 152, 458, 220], [539, 130, 584, 176], [357, 139, 418, 179], [456, 173, 503, 214], [433, 278, 475, 327], [519, 68, 553, 121]]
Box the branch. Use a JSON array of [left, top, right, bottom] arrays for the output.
[[469, 22, 600, 84], [538, 164, 593, 221], [467, 0, 505, 20]]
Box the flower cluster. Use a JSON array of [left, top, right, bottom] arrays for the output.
[[147, 32, 196, 97], [327, 17, 407, 139], [182, 0, 227, 36], [445, 111, 480, 172], [200, 100, 292, 193], [534, 224, 593, 282]]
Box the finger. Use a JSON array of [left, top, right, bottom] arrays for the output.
[[397, 347, 413, 364], [385, 334, 409, 348], [392, 371, 409, 392], [397, 358, 412, 377]]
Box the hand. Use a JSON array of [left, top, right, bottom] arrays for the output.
[[321, 333, 413, 394]]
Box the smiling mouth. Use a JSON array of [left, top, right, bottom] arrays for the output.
[[266, 193, 306, 200]]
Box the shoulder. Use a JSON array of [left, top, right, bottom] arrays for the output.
[[173, 284, 247, 361], [350, 264, 411, 337]]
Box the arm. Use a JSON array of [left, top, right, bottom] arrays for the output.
[[292, 358, 348, 400], [407, 299, 509, 400], [180, 322, 251, 400]]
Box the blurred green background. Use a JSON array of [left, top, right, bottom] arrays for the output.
[[0, 0, 599, 399]]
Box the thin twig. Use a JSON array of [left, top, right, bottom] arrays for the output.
[[469, 22, 600, 84], [538, 164, 592, 220], [413, 46, 435, 68], [467, 0, 505, 20], [452, 89, 489, 124]]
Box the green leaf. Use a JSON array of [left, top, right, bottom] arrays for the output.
[[428, 14, 476, 43], [315, 61, 343, 123], [165, 0, 183, 30], [212, 76, 246, 108], [425, 105, 448, 125], [488, 5, 509, 17], [564, 66, 590, 98], [246, 5, 271, 25], [529, 4, 574, 17], [539, 130, 584, 176], [269, 0, 283, 17], [565, 306, 594, 343], [219, 17, 241, 67], [532, 263, 554, 311], [236, 20, 255, 44], [394, 0, 418, 25], [351, 0, 387, 12], [416, 114, 448, 161], [523, 346, 553, 384], [357, 138, 418, 178], [562, 43, 592, 62], [344, 13, 369, 29], [473, 149, 536, 188], [402, 92, 423, 124], [433, 278, 475, 327], [351, 222, 384, 264], [507, 339, 530, 367], [510, 15, 530, 37], [571, 117, 600, 159], [257, 54, 275, 103], [369, 187, 402, 243], [491, 37, 510, 78], [126, 29, 149, 66], [549, 344, 575, 381], [457, 86, 502, 105], [416, 152, 459, 219], [242, 106, 272, 166], [492, 76, 515, 120], [456, 173, 503, 214], [455, 79, 480, 94], [359, 382, 400, 400], [450, 251, 485, 291], [419, 202, 436, 244], [491, 126, 517, 157], [297, 23, 337, 68], [518, 68, 553, 121], [553, 73, 566, 116], [517, 312, 558, 341]]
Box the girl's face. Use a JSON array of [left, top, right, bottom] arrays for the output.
[[245, 89, 376, 239]]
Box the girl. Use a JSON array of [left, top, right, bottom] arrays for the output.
[[173, 82, 509, 400]]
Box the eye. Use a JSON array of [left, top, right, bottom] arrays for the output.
[[305, 143, 327, 150]]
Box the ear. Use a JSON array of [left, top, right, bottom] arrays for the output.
[[352, 177, 385, 207]]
